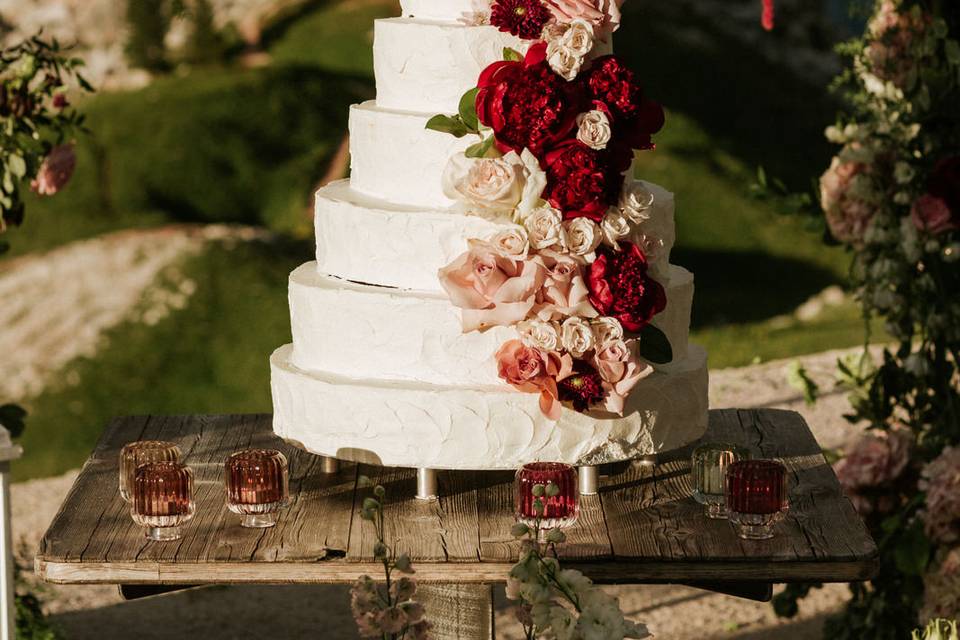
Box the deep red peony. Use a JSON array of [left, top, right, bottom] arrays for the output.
[[476, 43, 582, 156], [490, 0, 553, 40], [543, 140, 625, 221], [582, 55, 665, 151], [558, 366, 607, 412], [587, 242, 667, 332]]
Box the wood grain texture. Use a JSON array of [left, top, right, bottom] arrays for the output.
[[36, 410, 878, 585]]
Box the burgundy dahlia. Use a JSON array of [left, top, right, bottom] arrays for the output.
[[587, 242, 667, 332], [490, 0, 553, 39], [543, 140, 625, 222], [558, 367, 606, 412]]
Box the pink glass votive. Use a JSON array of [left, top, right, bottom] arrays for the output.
[[132, 462, 195, 541], [515, 462, 579, 530], [725, 459, 789, 540], [225, 449, 289, 528], [119, 440, 181, 502]]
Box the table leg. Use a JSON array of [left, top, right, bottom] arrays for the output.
[[0, 462, 14, 640], [418, 583, 494, 640]]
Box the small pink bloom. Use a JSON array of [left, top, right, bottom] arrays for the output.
[[911, 194, 956, 234], [376, 607, 408, 635], [496, 339, 573, 420], [919, 447, 960, 544], [543, 0, 623, 41], [865, 1, 929, 87], [30, 143, 76, 196], [820, 154, 875, 246], [591, 338, 651, 414], [834, 427, 912, 492], [533, 250, 597, 321], [52, 93, 69, 109], [439, 240, 546, 332]]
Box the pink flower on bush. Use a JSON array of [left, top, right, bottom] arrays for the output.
[[543, 0, 623, 41], [820, 154, 875, 246], [913, 156, 960, 234], [496, 339, 573, 419], [30, 143, 76, 196], [911, 194, 956, 234], [833, 427, 912, 516], [533, 250, 597, 321], [591, 338, 650, 414], [920, 546, 960, 622], [439, 239, 546, 332], [865, 1, 928, 87], [919, 446, 960, 544]]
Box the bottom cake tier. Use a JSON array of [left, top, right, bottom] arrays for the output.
[[270, 343, 709, 470]]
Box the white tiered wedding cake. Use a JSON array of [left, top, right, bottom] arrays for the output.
[[270, 0, 708, 471]]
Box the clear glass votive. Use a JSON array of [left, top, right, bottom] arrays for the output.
[[132, 461, 195, 542], [515, 462, 579, 530], [225, 449, 289, 528], [119, 440, 181, 502], [725, 459, 789, 540], [691, 442, 751, 519]]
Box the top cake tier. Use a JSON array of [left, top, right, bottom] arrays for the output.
[[398, 0, 481, 21]]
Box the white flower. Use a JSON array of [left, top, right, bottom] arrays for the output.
[[618, 181, 655, 224], [549, 605, 578, 640], [489, 227, 529, 260], [525, 205, 564, 250], [561, 317, 595, 357], [591, 317, 623, 345], [508, 148, 548, 222], [442, 154, 522, 215], [600, 210, 630, 247], [544, 19, 595, 81], [576, 109, 612, 150], [561, 218, 601, 261], [518, 319, 562, 352]]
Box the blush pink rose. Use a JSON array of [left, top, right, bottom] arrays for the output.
[[820, 155, 875, 246], [544, 0, 623, 41], [834, 427, 912, 491], [30, 143, 76, 196], [911, 194, 956, 234], [496, 339, 573, 420], [919, 446, 960, 544], [591, 338, 651, 414], [532, 250, 598, 321], [439, 239, 546, 332]]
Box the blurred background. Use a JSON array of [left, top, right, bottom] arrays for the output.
[[0, 0, 879, 637]]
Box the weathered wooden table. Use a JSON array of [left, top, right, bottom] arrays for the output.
[[36, 409, 877, 638]]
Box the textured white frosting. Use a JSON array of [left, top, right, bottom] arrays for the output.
[[272, 343, 709, 470], [374, 18, 527, 114], [398, 0, 486, 21], [316, 179, 677, 292], [288, 262, 692, 385]]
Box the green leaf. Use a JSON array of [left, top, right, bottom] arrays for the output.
[[0, 404, 27, 438], [503, 47, 523, 62], [425, 114, 470, 138], [639, 325, 673, 364], [458, 87, 480, 132], [894, 522, 931, 576], [8, 154, 26, 179], [945, 39, 960, 66], [465, 135, 496, 158]]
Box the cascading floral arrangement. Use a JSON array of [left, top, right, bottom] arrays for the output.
[[427, 0, 675, 419], [774, 1, 960, 636]]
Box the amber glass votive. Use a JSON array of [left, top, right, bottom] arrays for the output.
[[515, 462, 579, 530], [132, 461, 195, 541], [119, 440, 181, 502], [692, 443, 751, 519], [725, 459, 789, 540], [225, 449, 289, 528]]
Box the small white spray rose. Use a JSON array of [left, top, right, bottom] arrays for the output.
[[591, 317, 623, 345], [561, 317, 596, 357], [601, 210, 631, 247], [561, 217, 602, 261], [525, 205, 564, 250], [576, 109, 613, 150], [518, 319, 562, 352], [489, 226, 530, 260], [618, 181, 655, 224], [544, 19, 595, 81]]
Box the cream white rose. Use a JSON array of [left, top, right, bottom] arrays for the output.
[[576, 110, 612, 150], [561, 217, 601, 261], [489, 227, 529, 260], [561, 317, 596, 357], [619, 181, 655, 224], [525, 205, 564, 250], [517, 319, 561, 352], [544, 20, 595, 81], [508, 148, 547, 222], [562, 19, 595, 55], [442, 154, 522, 215], [601, 210, 631, 247], [546, 43, 584, 82], [591, 317, 623, 345]]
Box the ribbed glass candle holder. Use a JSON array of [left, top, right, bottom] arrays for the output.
[[119, 440, 181, 502], [725, 459, 789, 540], [691, 442, 751, 519], [132, 461, 195, 541], [515, 462, 579, 530], [225, 449, 289, 528]]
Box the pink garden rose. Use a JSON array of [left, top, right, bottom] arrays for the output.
[[543, 0, 623, 41], [496, 339, 573, 419], [439, 239, 546, 332], [820, 154, 875, 246], [919, 446, 960, 544], [911, 194, 956, 234], [30, 143, 76, 196], [533, 250, 598, 321], [865, 1, 928, 87], [591, 338, 651, 414], [833, 426, 912, 516], [921, 546, 960, 622]]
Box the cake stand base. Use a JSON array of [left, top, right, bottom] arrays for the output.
[[416, 468, 439, 501]]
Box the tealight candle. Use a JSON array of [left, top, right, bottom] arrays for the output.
[[119, 440, 181, 502], [515, 462, 579, 530], [725, 459, 789, 540], [131, 461, 195, 541], [225, 449, 289, 528], [691, 442, 751, 519]]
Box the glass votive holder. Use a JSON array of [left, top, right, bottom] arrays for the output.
[[225, 449, 289, 528], [131, 461, 195, 542], [725, 459, 789, 540], [515, 462, 579, 530], [691, 442, 751, 519], [119, 440, 181, 502]]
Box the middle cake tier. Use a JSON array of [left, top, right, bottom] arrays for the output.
[[289, 262, 694, 386]]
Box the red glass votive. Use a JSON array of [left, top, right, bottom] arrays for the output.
[[515, 462, 579, 530], [725, 459, 789, 540], [225, 449, 289, 528], [131, 461, 195, 541], [119, 440, 181, 502]]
